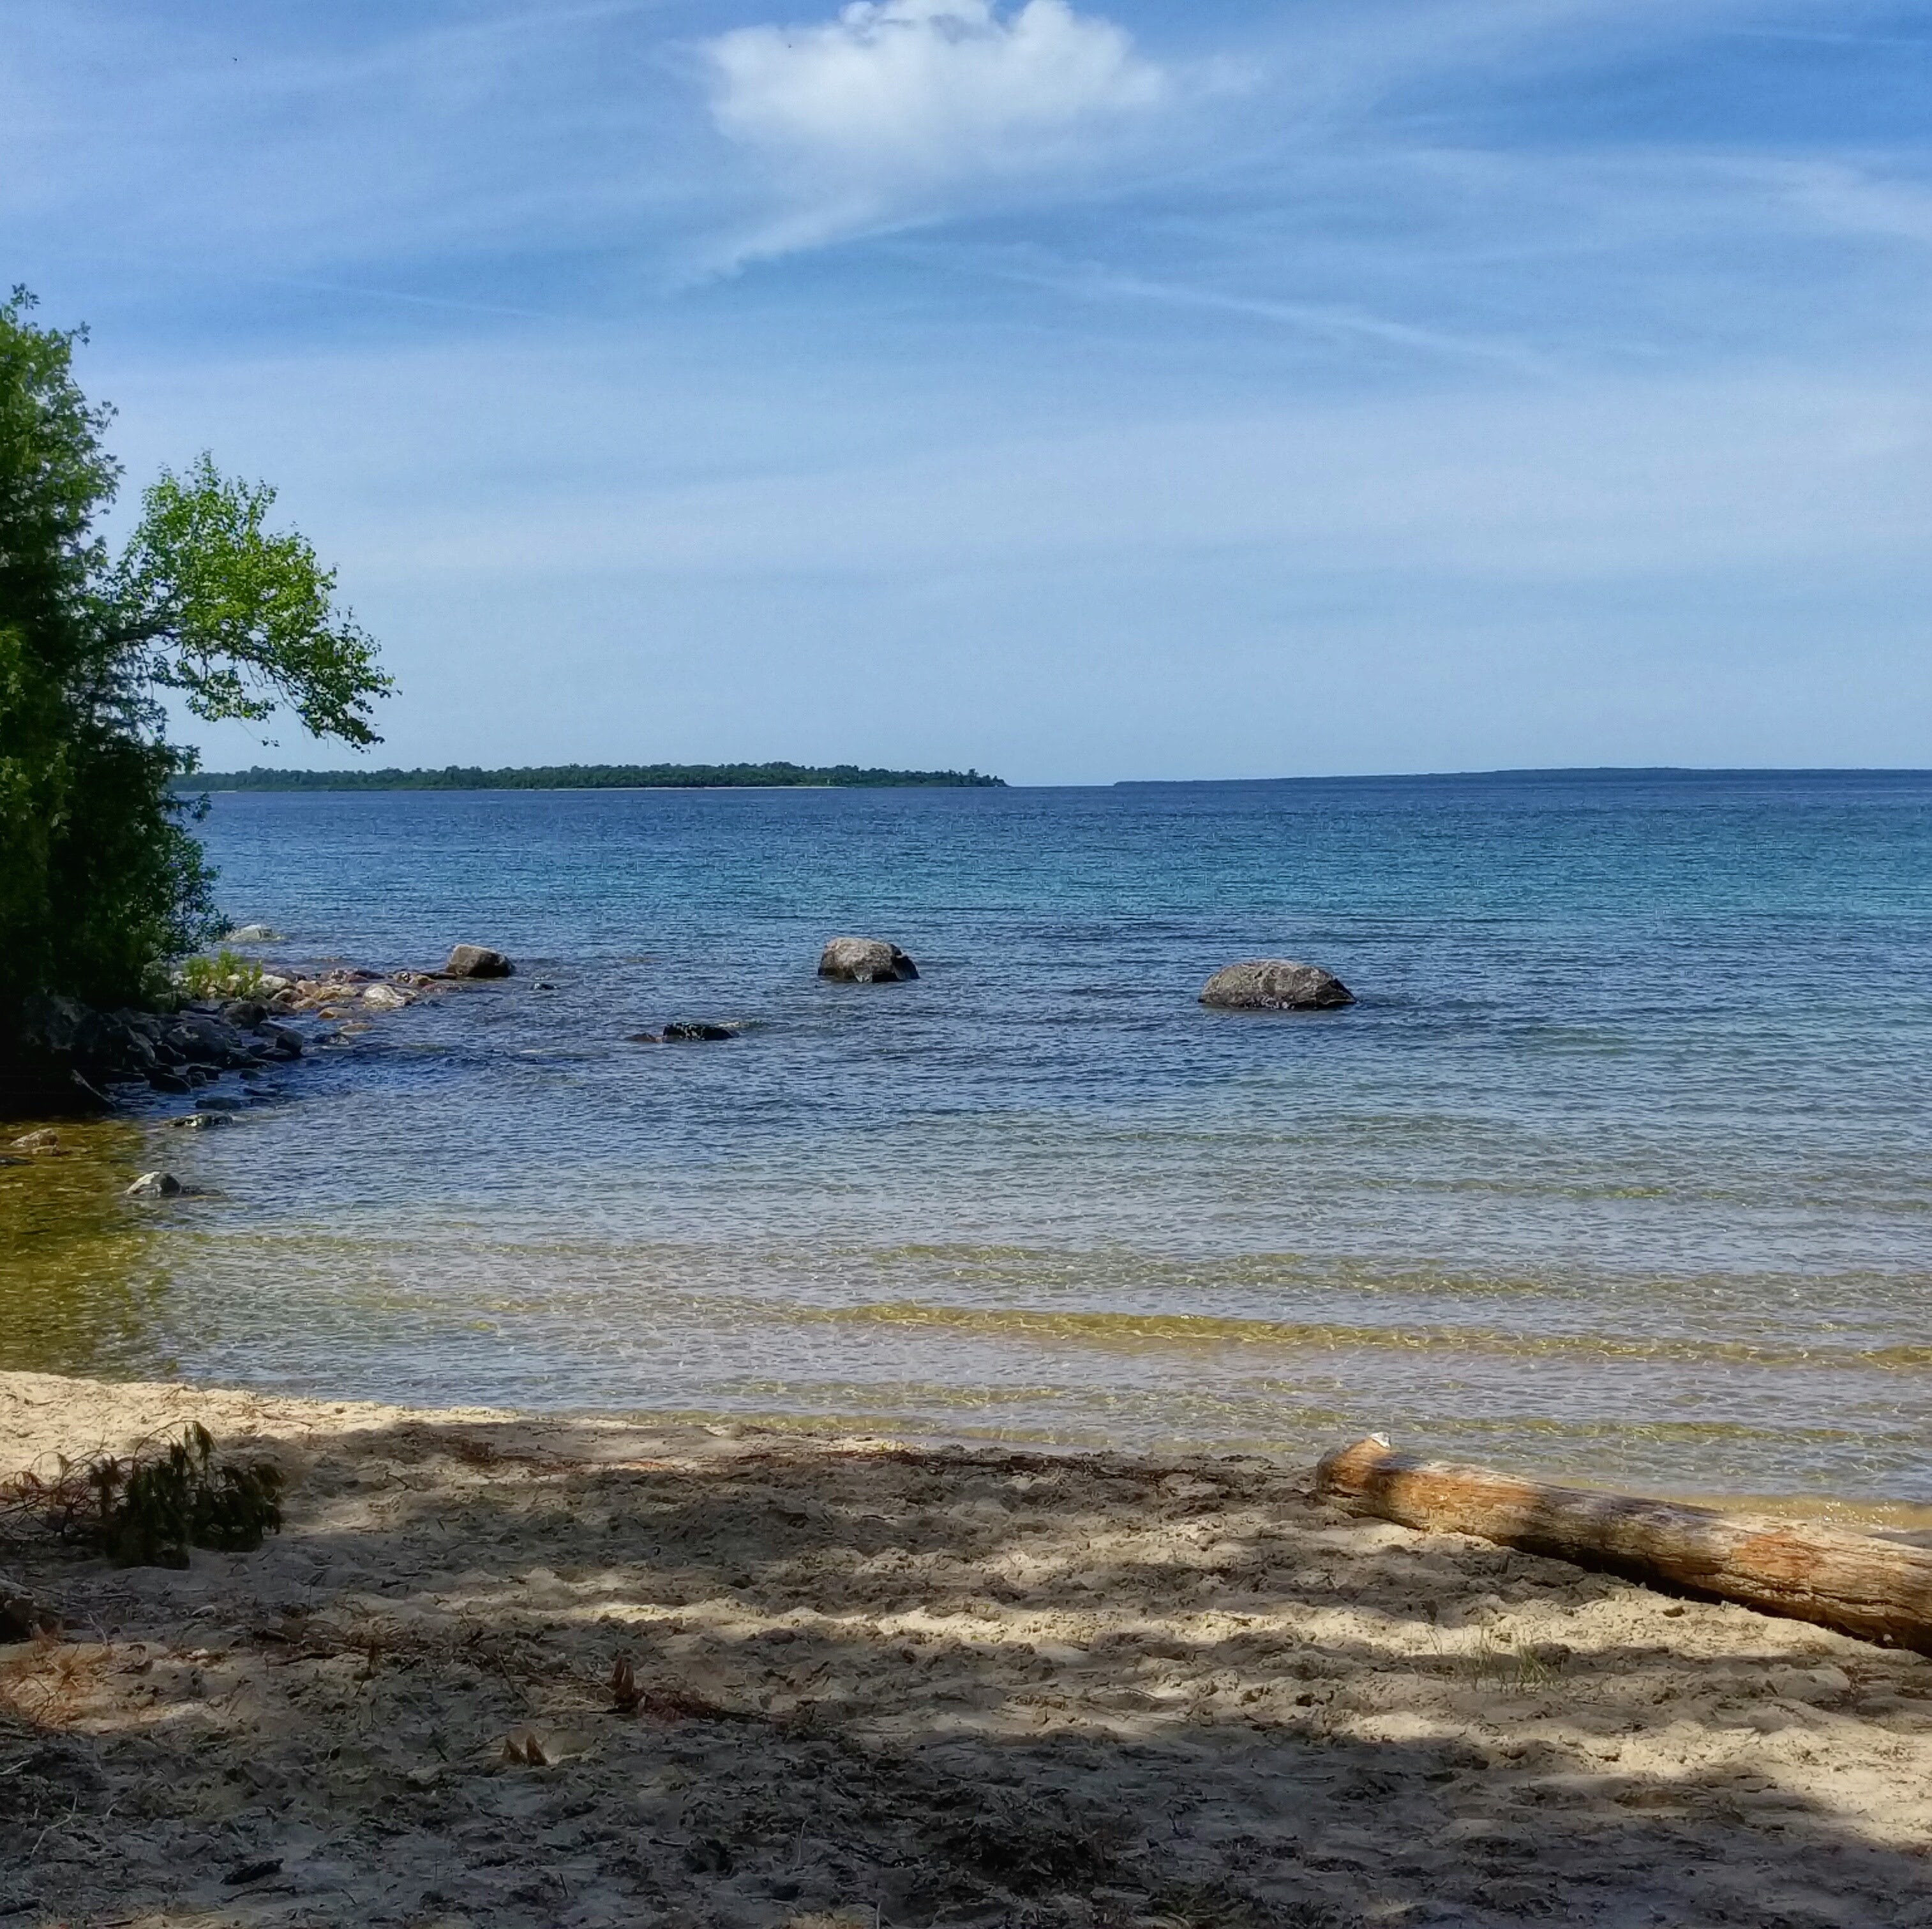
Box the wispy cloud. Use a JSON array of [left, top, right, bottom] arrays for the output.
[[15, 0, 1932, 775], [704, 0, 1176, 260]]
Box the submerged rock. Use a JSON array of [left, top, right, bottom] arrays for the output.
[[361, 983, 412, 1010], [817, 937, 918, 983], [10, 1129, 59, 1152], [225, 924, 283, 944], [1199, 960, 1354, 1011], [126, 1171, 182, 1197], [661, 1022, 735, 1042], [442, 944, 514, 979]]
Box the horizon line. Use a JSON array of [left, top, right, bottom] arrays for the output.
[[180, 761, 1932, 793]]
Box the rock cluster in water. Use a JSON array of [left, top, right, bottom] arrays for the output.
[[1199, 959, 1355, 1011], [6, 927, 1367, 1119]]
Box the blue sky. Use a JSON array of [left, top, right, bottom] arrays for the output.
[[6, 0, 1931, 782]]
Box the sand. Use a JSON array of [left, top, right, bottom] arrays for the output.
[[3, 1371, 1931, 1929]]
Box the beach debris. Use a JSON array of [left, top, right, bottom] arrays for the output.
[[165, 1112, 229, 1130], [223, 925, 283, 944], [1200, 960, 1354, 1010], [126, 1171, 182, 1197], [441, 944, 514, 979], [0, 1570, 60, 1641], [222, 1858, 283, 1888], [661, 1022, 734, 1042], [502, 1729, 550, 1766], [610, 1653, 642, 1714], [103, 1425, 284, 1568], [683, 1835, 735, 1875], [1, 1423, 282, 1569], [1314, 1434, 1932, 1654], [10, 1129, 59, 1152], [941, 1788, 1124, 1888], [817, 936, 918, 983]]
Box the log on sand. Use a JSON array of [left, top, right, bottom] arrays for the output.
[[1314, 1435, 1932, 1655]]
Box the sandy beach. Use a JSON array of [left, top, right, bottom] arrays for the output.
[[4, 1370, 1931, 1928]]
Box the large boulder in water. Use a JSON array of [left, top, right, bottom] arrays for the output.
[[818, 937, 918, 983], [442, 944, 514, 979], [1199, 959, 1354, 1011]]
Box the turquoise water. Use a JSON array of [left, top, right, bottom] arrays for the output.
[[7, 771, 1931, 1500]]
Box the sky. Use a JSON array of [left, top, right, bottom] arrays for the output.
[[4, 0, 1931, 783]]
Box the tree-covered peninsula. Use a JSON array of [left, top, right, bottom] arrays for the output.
[[181, 762, 1004, 791]]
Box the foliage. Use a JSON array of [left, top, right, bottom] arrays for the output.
[[179, 760, 1005, 790], [176, 947, 266, 1001], [113, 455, 387, 747], [100, 1422, 283, 1566], [1, 1422, 283, 1569], [0, 287, 389, 1027]]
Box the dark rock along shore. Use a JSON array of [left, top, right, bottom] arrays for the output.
[[0, 942, 519, 1118], [1, 995, 303, 1117]]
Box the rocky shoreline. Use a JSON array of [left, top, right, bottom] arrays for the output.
[[3, 929, 1360, 1122], [0, 940, 527, 1121]]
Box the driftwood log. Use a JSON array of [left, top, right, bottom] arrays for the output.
[[1314, 1436, 1932, 1655]]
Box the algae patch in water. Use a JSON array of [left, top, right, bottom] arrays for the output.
[[0, 1123, 176, 1374]]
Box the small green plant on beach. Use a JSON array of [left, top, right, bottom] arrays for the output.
[[175, 948, 265, 1001], [1, 1422, 283, 1568], [1461, 1625, 1562, 1693]]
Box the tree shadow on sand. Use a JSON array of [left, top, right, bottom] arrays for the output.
[[5, 1411, 1932, 1928]]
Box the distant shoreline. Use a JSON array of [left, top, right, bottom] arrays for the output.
[[175, 764, 1928, 795], [1116, 765, 1932, 787], [176, 761, 1005, 792]]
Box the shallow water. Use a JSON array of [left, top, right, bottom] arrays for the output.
[[4, 771, 1929, 1500]]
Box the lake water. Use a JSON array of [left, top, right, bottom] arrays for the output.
[[5, 771, 1930, 1503]]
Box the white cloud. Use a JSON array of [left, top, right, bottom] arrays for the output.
[[706, 0, 1167, 242]]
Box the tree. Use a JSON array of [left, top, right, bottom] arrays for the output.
[[0, 288, 389, 1024]]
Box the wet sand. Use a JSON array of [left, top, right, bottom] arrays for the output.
[[4, 1369, 1931, 1928]]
